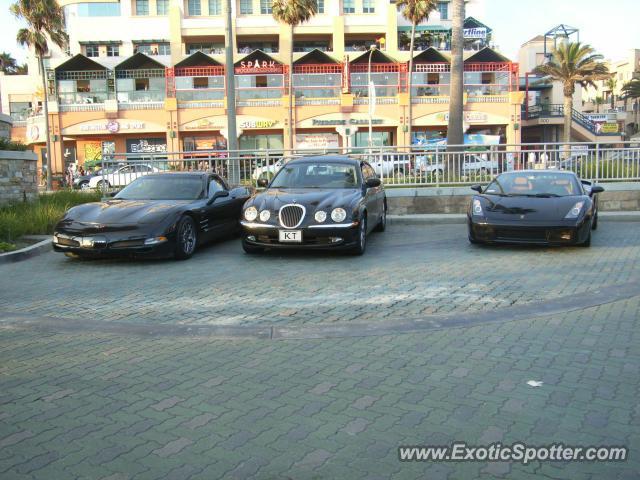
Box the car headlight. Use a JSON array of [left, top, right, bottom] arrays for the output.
[[315, 211, 327, 223], [331, 208, 347, 223], [244, 206, 258, 222], [565, 201, 585, 219], [259, 210, 270, 222], [472, 199, 483, 216]]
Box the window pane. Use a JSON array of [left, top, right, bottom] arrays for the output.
[[157, 0, 169, 14], [106, 45, 119, 56], [343, 0, 354, 13], [362, 0, 374, 13], [437, 1, 448, 19], [188, 0, 202, 15], [317, 0, 324, 13], [77, 2, 120, 16], [260, 0, 271, 13], [240, 0, 252, 14], [85, 45, 99, 57], [208, 0, 221, 14], [136, 0, 149, 15]]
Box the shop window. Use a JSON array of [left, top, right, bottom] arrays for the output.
[[427, 73, 439, 84], [481, 72, 494, 84], [193, 77, 209, 89], [255, 76, 268, 88], [85, 45, 99, 57], [77, 80, 91, 92], [135, 78, 150, 91], [106, 45, 119, 57]]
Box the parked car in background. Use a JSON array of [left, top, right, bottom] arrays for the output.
[[73, 166, 120, 190], [467, 170, 603, 247], [87, 164, 160, 189], [251, 156, 300, 181], [414, 153, 444, 175], [369, 153, 412, 178], [241, 156, 386, 255], [54, 173, 253, 260], [462, 154, 500, 175]]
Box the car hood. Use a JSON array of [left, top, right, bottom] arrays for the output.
[[248, 188, 362, 212], [59, 200, 190, 228], [479, 194, 587, 221]]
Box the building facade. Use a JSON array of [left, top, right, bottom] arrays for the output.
[[1, 0, 524, 175]]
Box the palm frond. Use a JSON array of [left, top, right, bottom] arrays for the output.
[[271, 0, 317, 26]]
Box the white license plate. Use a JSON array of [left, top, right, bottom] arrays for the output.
[[279, 230, 302, 243]]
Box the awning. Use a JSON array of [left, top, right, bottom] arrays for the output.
[[397, 25, 451, 32]]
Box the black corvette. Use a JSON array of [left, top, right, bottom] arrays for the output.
[[240, 156, 386, 254], [53, 172, 253, 259], [468, 170, 603, 247]]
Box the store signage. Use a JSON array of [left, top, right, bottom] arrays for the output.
[[435, 112, 489, 123], [126, 138, 167, 154], [184, 118, 226, 130], [239, 120, 278, 129], [295, 133, 339, 150], [312, 119, 384, 126], [586, 114, 608, 123], [463, 27, 487, 39], [601, 123, 619, 133], [235, 60, 282, 74], [78, 120, 145, 133]]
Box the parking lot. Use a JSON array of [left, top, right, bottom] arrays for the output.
[[1, 222, 639, 479]]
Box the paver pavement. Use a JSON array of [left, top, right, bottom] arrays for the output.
[[0, 222, 639, 479]]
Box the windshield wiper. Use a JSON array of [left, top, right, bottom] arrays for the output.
[[530, 193, 561, 198]]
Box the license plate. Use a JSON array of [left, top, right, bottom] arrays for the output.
[[279, 230, 302, 243]]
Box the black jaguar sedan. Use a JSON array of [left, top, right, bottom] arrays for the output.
[[240, 156, 386, 255], [468, 170, 603, 247], [53, 172, 253, 260]]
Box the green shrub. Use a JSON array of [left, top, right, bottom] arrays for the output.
[[0, 241, 16, 252], [0, 137, 29, 151], [0, 191, 102, 243]]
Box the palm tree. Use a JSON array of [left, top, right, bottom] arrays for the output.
[[0, 52, 18, 74], [271, 0, 317, 151], [534, 42, 609, 145], [594, 96, 604, 113], [15, 63, 28, 75], [11, 0, 68, 191], [447, 0, 464, 154], [605, 77, 617, 110], [396, 0, 437, 146], [622, 79, 640, 133]]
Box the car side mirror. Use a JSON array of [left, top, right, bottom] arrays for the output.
[[108, 191, 119, 197], [590, 185, 604, 194], [207, 190, 229, 205], [470, 185, 483, 193], [257, 178, 269, 188], [366, 178, 381, 188]]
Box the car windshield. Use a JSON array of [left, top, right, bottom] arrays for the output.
[[270, 163, 359, 189], [115, 176, 204, 200], [484, 172, 581, 197]]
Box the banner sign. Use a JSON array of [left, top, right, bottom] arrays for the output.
[[601, 123, 619, 133], [463, 27, 487, 39], [295, 133, 339, 150]]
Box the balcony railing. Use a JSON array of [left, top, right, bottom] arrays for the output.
[[58, 92, 108, 105], [176, 89, 225, 102], [411, 85, 450, 97], [117, 90, 165, 103]]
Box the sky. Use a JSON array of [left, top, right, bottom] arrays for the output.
[[0, 0, 638, 64]]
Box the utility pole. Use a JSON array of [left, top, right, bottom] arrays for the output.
[[224, 0, 240, 183]]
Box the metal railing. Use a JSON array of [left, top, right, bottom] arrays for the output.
[[523, 104, 622, 137], [86, 142, 640, 196]]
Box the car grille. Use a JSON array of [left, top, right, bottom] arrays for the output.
[[279, 204, 305, 229], [57, 236, 80, 247], [494, 228, 547, 241]]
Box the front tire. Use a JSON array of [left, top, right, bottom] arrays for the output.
[[374, 203, 386, 232], [351, 215, 367, 255], [579, 230, 592, 247], [592, 212, 598, 230], [175, 216, 198, 260]]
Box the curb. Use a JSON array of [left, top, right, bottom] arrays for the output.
[[0, 238, 52, 264], [388, 211, 640, 225]]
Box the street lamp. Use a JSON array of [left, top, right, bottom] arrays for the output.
[[367, 44, 377, 149]]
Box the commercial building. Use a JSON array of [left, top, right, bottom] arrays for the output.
[[1, 0, 525, 175]]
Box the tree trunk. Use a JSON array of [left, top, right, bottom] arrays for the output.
[[447, 0, 464, 156], [288, 24, 294, 152], [407, 22, 416, 148], [563, 93, 573, 146], [39, 56, 53, 191]]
